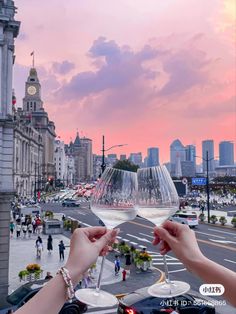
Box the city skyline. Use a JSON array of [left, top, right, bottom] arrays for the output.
[[13, 0, 236, 161]]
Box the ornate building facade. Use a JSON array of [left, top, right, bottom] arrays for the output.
[[65, 133, 93, 183], [22, 67, 56, 182], [0, 0, 20, 296], [13, 108, 43, 197]]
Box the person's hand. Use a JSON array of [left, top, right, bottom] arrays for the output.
[[153, 221, 205, 268], [65, 227, 119, 284]]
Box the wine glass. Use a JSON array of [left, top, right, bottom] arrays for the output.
[[75, 167, 138, 307], [137, 165, 190, 297]]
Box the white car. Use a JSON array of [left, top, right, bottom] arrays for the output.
[[169, 211, 198, 227]]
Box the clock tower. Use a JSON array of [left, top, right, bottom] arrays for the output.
[[23, 67, 43, 112]]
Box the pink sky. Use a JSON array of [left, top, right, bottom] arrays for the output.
[[13, 0, 236, 162]]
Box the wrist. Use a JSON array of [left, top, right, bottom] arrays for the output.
[[185, 254, 209, 273], [64, 264, 83, 287]]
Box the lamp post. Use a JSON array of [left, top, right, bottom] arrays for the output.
[[34, 162, 37, 202], [195, 151, 215, 223], [101, 135, 127, 174]]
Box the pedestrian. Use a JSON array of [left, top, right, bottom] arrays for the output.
[[22, 223, 27, 238], [16, 223, 21, 238], [35, 236, 43, 258], [9, 221, 15, 238], [47, 235, 53, 253], [45, 272, 53, 280], [125, 250, 132, 272], [114, 255, 120, 276], [27, 222, 33, 238], [32, 219, 37, 233], [58, 240, 65, 261], [62, 215, 66, 222]]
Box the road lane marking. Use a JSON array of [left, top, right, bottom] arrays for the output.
[[81, 222, 92, 227], [128, 221, 236, 252], [209, 239, 236, 244], [130, 242, 138, 245], [169, 268, 186, 273], [208, 228, 236, 236], [126, 233, 152, 243], [153, 262, 182, 265], [195, 231, 225, 239], [139, 232, 154, 239], [224, 259, 236, 264]]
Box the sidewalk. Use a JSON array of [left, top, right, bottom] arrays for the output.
[[8, 233, 123, 293]]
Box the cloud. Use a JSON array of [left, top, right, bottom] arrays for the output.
[[158, 49, 210, 96], [55, 37, 161, 101], [51, 60, 75, 75]]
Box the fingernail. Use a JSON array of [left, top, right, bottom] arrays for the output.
[[114, 228, 120, 234]]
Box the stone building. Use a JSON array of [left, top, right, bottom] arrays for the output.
[[13, 108, 43, 197], [54, 139, 67, 183], [65, 132, 93, 183], [0, 0, 20, 296], [22, 67, 56, 182]]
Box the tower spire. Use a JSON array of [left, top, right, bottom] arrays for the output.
[[30, 51, 35, 68]]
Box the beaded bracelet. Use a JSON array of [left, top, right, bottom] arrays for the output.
[[57, 267, 75, 302]]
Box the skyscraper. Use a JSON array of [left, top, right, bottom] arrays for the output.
[[219, 141, 234, 166], [202, 140, 214, 173], [147, 147, 160, 167], [185, 144, 196, 175], [129, 152, 142, 167], [170, 139, 185, 176]]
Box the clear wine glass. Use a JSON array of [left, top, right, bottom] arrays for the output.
[[75, 167, 138, 307], [137, 165, 190, 297]]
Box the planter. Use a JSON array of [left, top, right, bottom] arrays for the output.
[[135, 260, 152, 271], [20, 270, 43, 282]]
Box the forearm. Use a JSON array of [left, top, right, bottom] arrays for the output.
[[15, 270, 81, 314], [187, 256, 236, 307]]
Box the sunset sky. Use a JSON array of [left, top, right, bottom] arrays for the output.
[[13, 0, 236, 163]]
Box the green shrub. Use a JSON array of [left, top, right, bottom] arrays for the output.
[[199, 213, 206, 222], [231, 217, 236, 227], [219, 216, 227, 226], [210, 215, 218, 224]]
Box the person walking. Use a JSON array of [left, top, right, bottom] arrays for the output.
[[58, 240, 65, 261], [47, 235, 53, 253], [9, 221, 15, 238], [114, 255, 121, 276], [125, 250, 132, 273], [22, 223, 27, 238], [27, 222, 33, 238], [36, 236, 43, 258], [16, 223, 21, 238]]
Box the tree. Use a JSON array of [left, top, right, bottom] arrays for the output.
[[113, 159, 139, 172]]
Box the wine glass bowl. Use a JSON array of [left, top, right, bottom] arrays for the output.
[[91, 167, 138, 229], [137, 165, 190, 297]]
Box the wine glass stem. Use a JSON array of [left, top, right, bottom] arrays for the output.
[[95, 255, 106, 293], [163, 254, 171, 284]]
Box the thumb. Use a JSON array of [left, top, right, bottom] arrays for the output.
[[96, 229, 119, 251], [154, 226, 175, 246]]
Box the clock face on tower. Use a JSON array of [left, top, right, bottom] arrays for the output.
[[27, 85, 37, 95]]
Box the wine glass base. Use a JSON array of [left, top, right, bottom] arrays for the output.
[[148, 280, 190, 298], [75, 288, 118, 307]]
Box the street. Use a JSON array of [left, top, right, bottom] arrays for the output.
[[41, 201, 236, 313]]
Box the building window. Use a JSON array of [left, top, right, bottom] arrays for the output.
[[34, 102, 36, 111], [27, 102, 29, 111], [30, 102, 33, 108]]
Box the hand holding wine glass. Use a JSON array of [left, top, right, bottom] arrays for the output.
[[75, 167, 138, 307]]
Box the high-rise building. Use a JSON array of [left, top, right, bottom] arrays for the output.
[[129, 152, 142, 167], [54, 139, 66, 183], [219, 141, 234, 166], [107, 154, 117, 167], [185, 145, 196, 174], [120, 154, 127, 161], [0, 0, 20, 296], [147, 147, 159, 167], [202, 140, 215, 173], [170, 139, 185, 176]]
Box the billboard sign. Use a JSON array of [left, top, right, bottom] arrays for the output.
[[192, 178, 207, 186]]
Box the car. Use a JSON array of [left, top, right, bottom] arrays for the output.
[[0, 279, 87, 314], [169, 211, 198, 228], [62, 199, 80, 207], [117, 287, 215, 314]]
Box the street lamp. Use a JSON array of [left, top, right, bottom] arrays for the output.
[[101, 135, 127, 174], [195, 151, 215, 223]]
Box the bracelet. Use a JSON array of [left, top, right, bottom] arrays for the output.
[[57, 267, 75, 302]]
